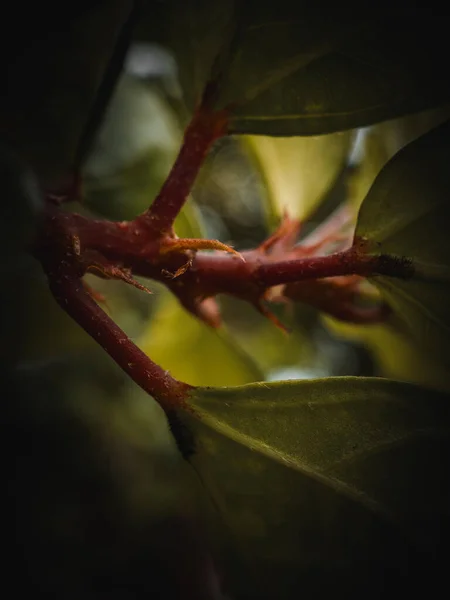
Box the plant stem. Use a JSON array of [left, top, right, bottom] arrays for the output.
[[136, 105, 228, 235], [254, 245, 415, 287], [40, 257, 192, 411], [40, 210, 415, 294]]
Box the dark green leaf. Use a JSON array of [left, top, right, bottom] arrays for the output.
[[0, 1, 133, 186], [356, 119, 450, 361], [175, 377, 450, 598], [164, 2, 450, 134]]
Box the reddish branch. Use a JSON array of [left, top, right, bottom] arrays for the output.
[[32, 101, 414, 411], [35, 235, 192, 410], [136, 105, 229, 236]]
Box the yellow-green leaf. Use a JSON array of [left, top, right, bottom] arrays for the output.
[[355, 119, 450, 361], [139, 293, 263, 386], [245, 132, 352, 227], [175, 377, 450, 598], [323, 108, 450, 389]]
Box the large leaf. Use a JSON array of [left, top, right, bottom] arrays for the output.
[[162, 2, 450, 134], [245, 132, 352, 226], [173, 377, 450, 598], [355, 119, 450, 362], [0, 1, 133, 186]]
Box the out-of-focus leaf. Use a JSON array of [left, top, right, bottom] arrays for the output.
[[0, 1, 133, 187], [84, 74, 181, 220], [245, 132, 352, 226], [163, 2, 450, 134], [0, 142, 43, 258], [348, 107, 450, 212], [192, 137, 266, 249], [322, 317, 450, 391], [323, 108, 450, 388], [355, 119, 450, 362], [173, 200, 206, 240], [5, 353, 222, 599], [221, 298, 319, 377], [84, 72, 205, 237], [139, 293, 264, 386], [174, 377, 450, 598]]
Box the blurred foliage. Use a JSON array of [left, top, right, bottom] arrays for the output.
[[83, 73, 181, 220], [356, 119, 450, 363], [244, 132, 353, 228], [139, 292, 264, 386], [325, 106, 450, 390], [0, 1, 134, 188]]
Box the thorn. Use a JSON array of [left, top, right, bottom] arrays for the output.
[[86, 263, 152, 294], [255, 298, 290, 334], [298, 203, 354, 256], [160, 237, 245, 261], [161, 258, 194, 279], [259, 215, 301, 254], [82, 281, 111, 313]]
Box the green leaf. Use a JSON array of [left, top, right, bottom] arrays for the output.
[[175, 377, 450, 598], [356, 119, 450, 361], [164, 3, 450, 134], [322, 108, 450, 391], [0, 1, 132, 186], [245, 132, 352, 226], [139, 293, 264, 386], [84, 74, 181, 220], [84, 73, 205, 237]]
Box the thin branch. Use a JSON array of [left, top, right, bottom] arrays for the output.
[[41, 257, 192, 411], [136, 105, 229, 235], [254, 245, 415, 287], [36, 208, 413, 311]]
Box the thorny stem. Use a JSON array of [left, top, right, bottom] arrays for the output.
[[35, 208, 414, 300], [32, 80, 414, 408], [136, 100, 229, 236], [255, 244, 414, 287], [39, 254, 192, 411]]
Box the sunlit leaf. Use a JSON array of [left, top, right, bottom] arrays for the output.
[[356, 118, 450, 361], [139, 293, 263, 386], [245, 133, 352, 226], [163, 2, 450, 134], [323, 317, 450, 392], [174, 377, 450, 598]]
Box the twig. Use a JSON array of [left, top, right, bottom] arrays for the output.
[[39, 254, 192, 410]]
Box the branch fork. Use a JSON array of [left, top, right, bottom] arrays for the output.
[[32, 101, 412, 410]]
